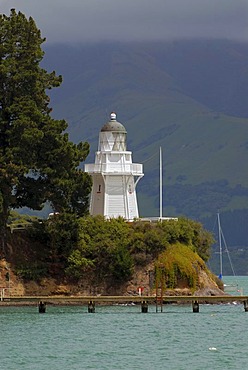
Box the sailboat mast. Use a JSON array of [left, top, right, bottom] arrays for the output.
[[159, 147, 162, 219], [217, 212, 223, 279]]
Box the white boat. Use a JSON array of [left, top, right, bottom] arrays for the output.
[[216, 212, 242, 294]]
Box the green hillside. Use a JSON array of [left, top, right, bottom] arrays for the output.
[[42, 40, 248, 246]]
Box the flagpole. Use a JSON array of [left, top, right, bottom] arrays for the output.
[[160, 147, 162, 219]]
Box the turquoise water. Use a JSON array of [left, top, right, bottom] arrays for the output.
[[0, 276, 248, 370]]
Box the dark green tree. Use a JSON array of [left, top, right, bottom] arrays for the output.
[[66, 216, 133, 282], [0, 9, 92, 252]]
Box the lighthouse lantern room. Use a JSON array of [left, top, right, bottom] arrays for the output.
[[85, 112, 144, 221]]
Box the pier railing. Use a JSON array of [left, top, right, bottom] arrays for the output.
[[1, 295, 248, 313]]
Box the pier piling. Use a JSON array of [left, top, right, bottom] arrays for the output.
[[192, 301, 199, 313], [38, 301, 46, 313], [141, 301, 148, 313], [88, 300, 95, 313], [244, 300, 248, 312]]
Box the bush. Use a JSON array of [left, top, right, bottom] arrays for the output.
[[16, 264, 48, 281], [155, 243, 206, 290]]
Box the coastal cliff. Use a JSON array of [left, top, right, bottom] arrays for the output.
[[0, 217, 223, 297], [0, 258, 223, 297], [0, 244, 223, 297]]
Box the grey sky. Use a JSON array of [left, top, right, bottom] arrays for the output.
[[1, 0, 247, 43]]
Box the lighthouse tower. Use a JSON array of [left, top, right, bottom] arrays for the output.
[[85, 112, 144, 220]]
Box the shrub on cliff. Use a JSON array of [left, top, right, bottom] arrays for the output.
[[21, 214, 213, 286], [154, 243, 207, 290]]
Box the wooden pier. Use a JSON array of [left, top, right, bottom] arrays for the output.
[[0, 295, 248, 313]]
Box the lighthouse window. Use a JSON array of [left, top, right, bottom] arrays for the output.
[[110, 154, 119, 162], [97, 185, 101, 193]]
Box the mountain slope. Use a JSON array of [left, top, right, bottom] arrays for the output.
[[42, 40, 248, 245]]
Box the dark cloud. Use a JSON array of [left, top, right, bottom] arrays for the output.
[[1, 0, 247, 42]]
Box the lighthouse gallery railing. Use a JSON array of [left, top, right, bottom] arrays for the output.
[[85, 163, 143, 175]]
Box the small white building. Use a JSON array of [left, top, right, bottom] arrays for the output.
[[85, 112, 144, 220]]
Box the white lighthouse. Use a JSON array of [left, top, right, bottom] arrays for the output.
[[85, 112, 144, 220]]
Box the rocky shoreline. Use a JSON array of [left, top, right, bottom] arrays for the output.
[[0, 258, 224, 302]]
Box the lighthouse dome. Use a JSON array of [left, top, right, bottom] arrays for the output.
[[101, 112, 127, 133], [98, 112, 127, 152]]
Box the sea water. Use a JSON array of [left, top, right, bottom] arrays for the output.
[[0, 276, 247, 370]]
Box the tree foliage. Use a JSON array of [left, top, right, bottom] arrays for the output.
[[0, 10, 91, 251], [69, 216, 133, 282], [22, 214, 214, 287], [62, 216, 213, 283]]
